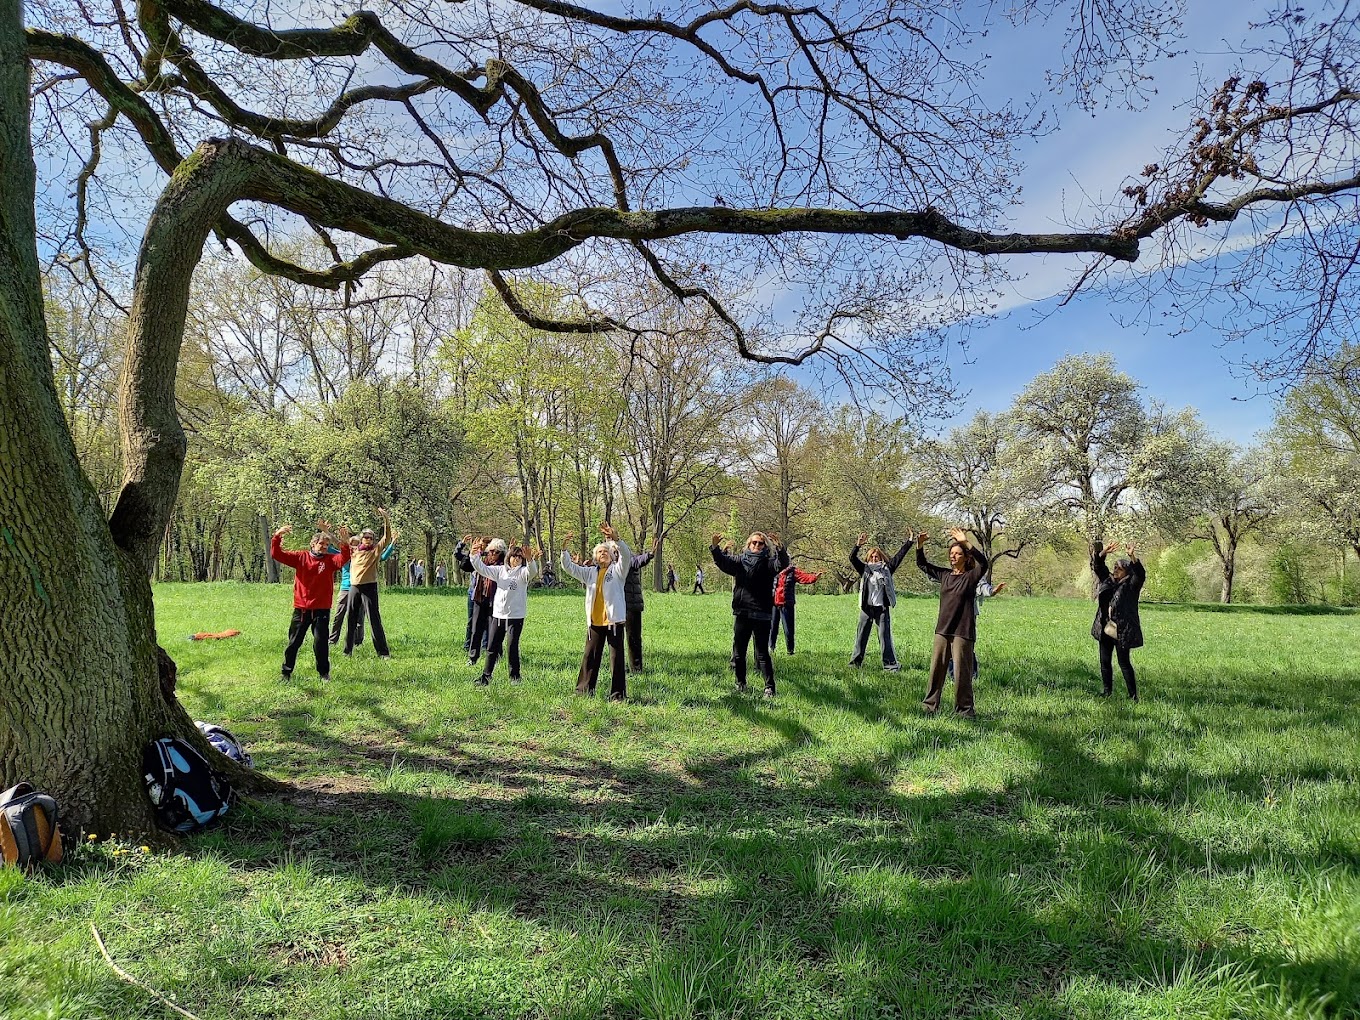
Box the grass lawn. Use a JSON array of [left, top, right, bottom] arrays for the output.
[[5, 584, 1359, 1019]]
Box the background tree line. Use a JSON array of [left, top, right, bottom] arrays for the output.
[[50, 257, 1360, 606]]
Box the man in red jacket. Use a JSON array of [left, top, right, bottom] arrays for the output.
[[271, 523, 351, 683]]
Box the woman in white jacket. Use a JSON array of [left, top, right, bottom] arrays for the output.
[[561, 522, 632, 701], [470, 543, 541, 686]]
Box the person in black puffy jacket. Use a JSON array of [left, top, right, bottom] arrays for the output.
[[711, 531, 789, 697], [1090, 541, 1145, 701]]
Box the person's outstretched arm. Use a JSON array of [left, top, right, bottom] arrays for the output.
[[915, 532, 946, 582], [849, 532, 867, 575], [887, 536, 914, 573], [710, 534, 741, 576], [1091, 541, 1115, 582]]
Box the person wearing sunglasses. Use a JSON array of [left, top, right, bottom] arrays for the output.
[[710, 531, 789, 697]]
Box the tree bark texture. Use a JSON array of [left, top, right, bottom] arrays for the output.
[[0, 0, 190, 835]]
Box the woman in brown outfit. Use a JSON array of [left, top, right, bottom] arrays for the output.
[[917, 527, 987, 717]]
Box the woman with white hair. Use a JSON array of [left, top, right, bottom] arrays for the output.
[[470, 541, 541, 686], [560, 523, 632, 701], [1091, 541, 1144, 701]]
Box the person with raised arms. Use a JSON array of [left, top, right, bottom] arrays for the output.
[[470, 541, 541, 687], [343, 507, 395, 659], [560, 523, 632, 701], [917, 527, 988, 717], [848, 531, 914, 671], [1091, 541, 1145, 702], [711, 530, 789, 697], [271, 522, 351, 683]]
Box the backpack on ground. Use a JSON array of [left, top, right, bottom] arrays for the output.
[[0, 783, 64, 868], [141, 737, 233, 833], [194, 721, 253, 768]]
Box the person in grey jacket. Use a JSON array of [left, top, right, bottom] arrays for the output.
[[848, 532, 914, 671], [621, 537, 658, 674], [1091, 541, 1145, 701]]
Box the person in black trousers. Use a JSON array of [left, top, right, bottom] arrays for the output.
[[711, 530, 789, 697], [622, 537, 658, 674], [1091, 541, 1145, 701]]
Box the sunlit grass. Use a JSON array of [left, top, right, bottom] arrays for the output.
[[6, 584, 1358, 1018]]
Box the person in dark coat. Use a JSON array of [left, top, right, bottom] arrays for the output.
[[917, 528, 987, 716], [711, 531, 789, 696], [848, 532, 914, 670], [621, 537, 658, 673], [1090, 541, 1145, 700]]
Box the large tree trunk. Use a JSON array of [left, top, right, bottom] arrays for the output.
[[0, 0, 188, 835], [1221, 551, 1236, 604]]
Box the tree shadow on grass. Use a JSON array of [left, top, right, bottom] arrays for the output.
[[63, 641, 1360, 1019]]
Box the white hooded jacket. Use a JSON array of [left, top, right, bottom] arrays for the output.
[[470, 553, 539, 620], [561, 540, 632, 625]]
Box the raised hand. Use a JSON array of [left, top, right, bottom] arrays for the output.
[[315, 518, 332, 532], [767, 532, 781, 548], [916, 531, 929, 546], [599, 521, 619, 540], [1102, 541, 1119, 557], [711, 532, 724, 547], [390, 529, 400, 542], [856, 532, 868, 546], [1125, 544, 1138, 560], [949, 527, 969, 544], [274, 524, 293, 538], [375, 506, 390, 518], [651, 536, 662, 552], [993, 581, 1007, 595], [337, 525, 351, 543]]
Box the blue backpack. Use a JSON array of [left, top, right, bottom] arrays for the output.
[[141, 737, 233, 832]]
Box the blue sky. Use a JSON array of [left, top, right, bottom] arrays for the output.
[[925, 0, 1288, 443]]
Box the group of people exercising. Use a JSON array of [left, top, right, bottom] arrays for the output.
[[271, 516, 1146, 712]]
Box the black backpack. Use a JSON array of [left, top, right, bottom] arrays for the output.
[[195, 721, 253, 768], [0, 783, 63, 868], [141, 737, 233, 833]]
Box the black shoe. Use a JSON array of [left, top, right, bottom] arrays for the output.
[[280, 671, 293, 682], [956, 708, 977, 719], [318, 674, 330, 683], [848, 659, 862, 668], [922, 703, 938, 715], [1098, 690, 1112, 698], [1128, 694, 1139, 702], [607, 692, 626, 702], [734, 682, 749, 694], [378, 653, 391, 660], [474, 676, 489, 687]]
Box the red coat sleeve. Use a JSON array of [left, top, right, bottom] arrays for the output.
[[794, 568, 820, 585], [270, 534, 305, 569]]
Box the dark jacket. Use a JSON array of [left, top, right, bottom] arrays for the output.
[[1090, 545, 1145, 650], [454, 541, 497, 604], [712, 544, 789, 620], [850, 540, 913, 611], [623, 550, 655, 612]]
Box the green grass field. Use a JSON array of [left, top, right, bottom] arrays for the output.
[[5, 584, 1359, 1019]]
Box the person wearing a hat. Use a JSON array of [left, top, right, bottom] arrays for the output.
[[465, 538, 505, 665], [343, 507, 395, 659], [470, 542, 541, 686], [560, 523, 632, 701]]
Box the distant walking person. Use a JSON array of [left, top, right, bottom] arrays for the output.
[[918, 528, 987, 717], [712, 531, 788, 697], [769, 562, 822, 655], [692, 565, 707, 594], [435, 562, 447, 587], [665, 565, 678, 593], [848, 532, 913, 671], [344, 507, 395, 659], [561, 523, 632, 701], [622, 538, 658, 674], [1091, 541, 1144, 701], [470, 543, 540, 686], [271, 523, 350, 683]]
